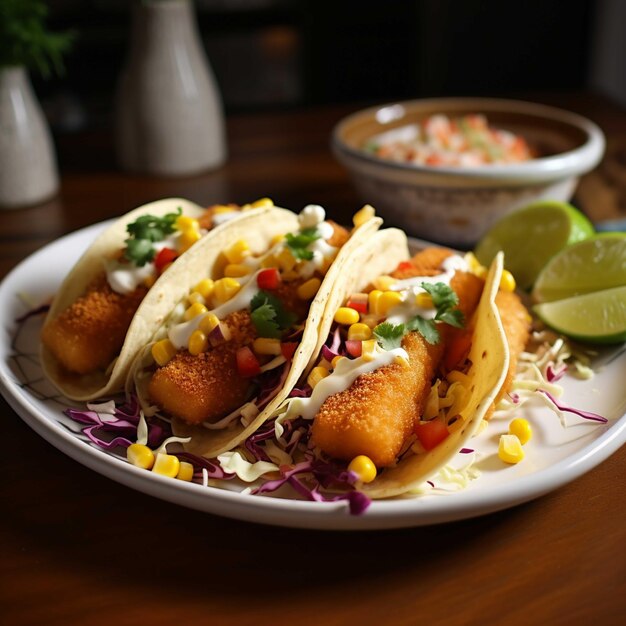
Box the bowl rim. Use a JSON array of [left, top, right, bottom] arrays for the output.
[[331, 97, 606, 183]]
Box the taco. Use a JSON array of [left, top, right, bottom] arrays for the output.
[[40, 196, 272, 401], [131, 204, 382, 456], [208, 228, 530, 500]]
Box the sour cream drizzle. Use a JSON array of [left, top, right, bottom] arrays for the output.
[[286, 345, 408, 420], [386, 254, 468, 325]]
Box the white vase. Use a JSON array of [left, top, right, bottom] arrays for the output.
[[115, 0, 227, 176], [0, 67, 59, 209]]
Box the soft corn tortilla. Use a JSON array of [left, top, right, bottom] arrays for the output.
[[265, 227, 507, 500], [166, 211, 384, 458], [363, 251, 508, 498], [40, 198, 275, 401]]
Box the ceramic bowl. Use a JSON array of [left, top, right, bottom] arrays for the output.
[[332, 98, 605, 247]]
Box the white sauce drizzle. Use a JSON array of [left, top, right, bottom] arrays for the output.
[[286, 344, 408, 420]]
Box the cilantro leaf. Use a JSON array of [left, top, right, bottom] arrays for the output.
[[373, 322, 405, 351], [406, 315, 440, 345], [421, 282, 459, 311], [124, 238, 156, 266], [437, 309, 464, 329], [285, 227, 321, 261], [250, 291, 297, 338], [126, 208, 182, 242]]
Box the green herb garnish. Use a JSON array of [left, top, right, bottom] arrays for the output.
[[373, 282, 464, 348], [284, 227, 321, 261], [250, 290, 297, 338], [123, 207, 182, 266], [373, 322, 405, 351]]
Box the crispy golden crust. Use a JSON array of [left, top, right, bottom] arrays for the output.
[[391, 247, 455, 279], [311, 332, 444, 468], [41, 275, 146, 375], [148, 310, 258, 424]]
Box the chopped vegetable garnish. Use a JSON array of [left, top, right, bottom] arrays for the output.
[[250, 290, 297, 338], [284, 227, 321, 260]]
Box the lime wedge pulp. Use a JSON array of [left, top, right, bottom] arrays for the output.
[[533, 286, 626, 344], [532, 233, 626, 303], [475, 201, 594, 290]]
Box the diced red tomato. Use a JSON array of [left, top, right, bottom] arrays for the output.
[[396, 261, 414, 272], [415, 419, 449, 451], [444, 330, 472, 371], [154, 247, 177, 273], [257, 268, 281, 290], [346, 293, 368, 314], [236, 346, 261, 378], [345, 340, 362, 358], [281, 342, 298, 360]]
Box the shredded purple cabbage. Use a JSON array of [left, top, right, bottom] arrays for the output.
[[546, 363, 567, 383], [174, 451, 235, 480], [255, 362, 289, 410], [538, 390, 608, 423], [288, 385, 312, 398], [459, 448, 474, 454], [252, 460, 370, 515]]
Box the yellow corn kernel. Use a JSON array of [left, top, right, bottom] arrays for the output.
[[260, 254, 278, 269], [307, 366, 330, 389], [464, 252, 483, 273], [377, 291, 403, 316], [348, 455, 377, 483], [348, 323, 372, 341], [282, 269, 300, 282], [213, 204, 235, 214], [509, 418, 532, 445], [127, 443, 155, 470], [199, 312, 220, 335], [352, 205, 375, 228], [179, 228, 201, 252], [224, 240, 250, 264], [270, 234, 285, 246], [331, 355, 345, 369], [189, 330, 209, 356], [373, 275, 397, 291], [250, 197, 274, 208], [193, 278, 214, 299], [253, 337, 282, 355], [213, 277, 241, 304], [498, 434, 525, 464], [368, 290, 383, 316], [152, 452, 181, 478], [500, 269, 516, 292], [175, 215, 199, 232], [143, 274, 157, 288], [334, 307, 360, 325], [184, 302, 208, 321], [276, 247, 296, 271], [176, 461, 194, 482], [187, 291, 205, 305], [224, 263, 251, 278], [361, 339, 377, 361], [475, 266, 488, 279], [297, 277, 322, 300], [152, 339, 177, 366], [415, 292, 434, 308]]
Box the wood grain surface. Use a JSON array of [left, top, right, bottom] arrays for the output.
[[0, 94, 624, 626]]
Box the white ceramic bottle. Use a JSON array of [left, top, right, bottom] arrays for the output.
[[0, 67, 59, 209], [115, 0, 227, 176]]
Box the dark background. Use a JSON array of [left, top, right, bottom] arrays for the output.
[[40, 0, 599, 132]]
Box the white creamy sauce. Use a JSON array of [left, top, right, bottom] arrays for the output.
[[286, 345, 408, 420], [386, 254, 468, 325], [106, 233, 181, 295], [298, 204, 326, 228], [167, 270, 262, 349]]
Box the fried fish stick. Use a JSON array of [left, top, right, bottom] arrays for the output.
[[311, 332, 444, 468], [148, 310, 257, 424], [311, 267, 484, 467], [41, 276, 147, 375], [391, 247, 455, 279]]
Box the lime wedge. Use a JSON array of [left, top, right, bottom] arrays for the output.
[[532, 233, 626, 303], [475, 201, 594, 290], [533, 286, 626, 344]]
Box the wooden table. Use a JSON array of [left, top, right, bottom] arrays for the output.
[[1, 95, 625, 626]]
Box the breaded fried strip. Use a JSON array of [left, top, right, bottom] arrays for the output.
[[326, 221, 350, 248], [311, 332, 444, 468], [391, 247, 455, 279], [148, 310, 257, 424], [41, 275, 146, 375]]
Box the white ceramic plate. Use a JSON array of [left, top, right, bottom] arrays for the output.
[[1, 221, 625, 530]]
